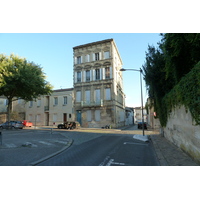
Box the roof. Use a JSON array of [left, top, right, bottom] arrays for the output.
[[53, 88, 74, 92], [73, 39, 114, 49]]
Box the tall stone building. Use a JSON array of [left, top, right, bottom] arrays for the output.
[[73, 39, 125, 128]]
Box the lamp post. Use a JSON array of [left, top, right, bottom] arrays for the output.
[[120, 68, 145, 136]]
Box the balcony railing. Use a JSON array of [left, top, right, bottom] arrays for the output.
[[81, 100, 103, 107], [81, 99, 113, 107]]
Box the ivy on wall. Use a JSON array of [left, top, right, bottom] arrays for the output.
[[162, 62, 200, 126]]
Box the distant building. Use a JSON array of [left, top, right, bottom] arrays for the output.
[[134, 106, 147, 123], [73, 39, 126, 128], [125, 107, 134, 126]]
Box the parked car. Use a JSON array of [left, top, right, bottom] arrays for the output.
[[0, 121, 23, 129], [57, 121, 81, 130], [22, 120, 33, 127], [137, 122, 147, 129]]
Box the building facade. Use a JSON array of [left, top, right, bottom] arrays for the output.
[[134, 107, 147, 123], [73, 39, 125, 128], [25, 88, 74, 126]]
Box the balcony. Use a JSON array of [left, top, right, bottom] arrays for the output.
[[81, 100, 103, 107], [81, 99, 113, 107]]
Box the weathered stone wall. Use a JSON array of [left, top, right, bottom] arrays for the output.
[[163, 106, 200, 163]]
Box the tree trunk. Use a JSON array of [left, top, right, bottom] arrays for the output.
[[7, 98, 12, 129]]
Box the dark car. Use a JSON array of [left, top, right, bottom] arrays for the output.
[[0, 121, 23, 129], [137, 122, 147, 129], [57, 121, 81, 130]]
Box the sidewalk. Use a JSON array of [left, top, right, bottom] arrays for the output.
[[122, 124, 199, 166], [150, 134, 198, 166]]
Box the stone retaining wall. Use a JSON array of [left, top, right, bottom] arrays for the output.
[[163, 106, 200, 163]]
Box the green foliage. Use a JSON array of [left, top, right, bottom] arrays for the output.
[[162, 33, 200, 84], [163, 63, 200, 125], [0, 54, 53, 121], [143, 34, 200, 127]]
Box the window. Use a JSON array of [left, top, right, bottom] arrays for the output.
[[95, 53, 99, 61], [77, 56, 81, 64], [18, 98, 22, 104], [63, 96, 67, 105], [104, 51, 110, 59], [36, 114, 41, 122], [69, 114, 72, 118], [105, 88, 111, 100], [76, 91, 81, 102], [95, 110, 101, 121], [86, 70, 90, 81], [53, 114, 57, 122], [37, 99, 41, 107], [29, 101, 33, 107], [95, 89, 101, 103], [77, 71, 81, 82], [85, 54, 90, 62], [105, 67, 110, 79], [54, 97, 58, 105], [95, 69, 100, 80], [29, 114, 32, 122], [87, 110, 92, 122], [85, 90, 90, 103], [4, 99, 8, 106]]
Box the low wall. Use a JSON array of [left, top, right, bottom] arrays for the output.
[[163, 106, 200, 163]]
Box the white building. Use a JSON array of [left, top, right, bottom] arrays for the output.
[[73, 39, 126, 128], [25, 88, 74, 126]]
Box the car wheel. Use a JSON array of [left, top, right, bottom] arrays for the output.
[[58, 125, 62, 129]]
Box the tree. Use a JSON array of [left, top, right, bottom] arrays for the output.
[[0, 54, 53, 123], [143, 33, 200, 126], [162, 33, 200, 83], [142, 45, 174, 124]]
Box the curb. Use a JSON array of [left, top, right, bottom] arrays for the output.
[[30, 139, 73, 166]]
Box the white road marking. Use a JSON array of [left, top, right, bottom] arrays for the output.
[[124, 142, 148, 146], [38, 141, 53, 145], [5, 143, 17, 148]]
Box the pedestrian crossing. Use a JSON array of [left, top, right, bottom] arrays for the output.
[[2, 139, 69, 148]]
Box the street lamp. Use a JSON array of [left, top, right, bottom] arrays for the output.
[[120, 68, 145, 136]]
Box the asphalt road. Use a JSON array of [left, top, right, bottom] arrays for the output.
[[37, 134, 159, 166]]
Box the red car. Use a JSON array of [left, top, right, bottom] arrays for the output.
[[22, 120, 33, 127]]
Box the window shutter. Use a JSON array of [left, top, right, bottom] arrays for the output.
[[102, 68, 105, 79], [90, 70, 92, 81], [110, 67, 112, 78], [74, 57, 77, 64], [87, 110, 92, 122], [74, 72, 77, 83], [83, 71, 86, 82], [93, 69, 95, 80], [106, 88, 111, 100], [95, 110, 101, 121], [99, 52, 101, 60], [99, 68, 102, 80], [93, 53, 95, 61]]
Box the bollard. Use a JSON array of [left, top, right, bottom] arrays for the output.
[[0, 132, 2, 146]]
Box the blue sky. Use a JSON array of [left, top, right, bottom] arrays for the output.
[[0, 33, 162, 107]]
